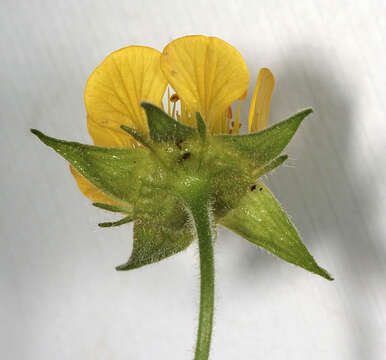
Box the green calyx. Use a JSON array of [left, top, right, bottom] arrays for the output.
[[31, 102, 332, 280]]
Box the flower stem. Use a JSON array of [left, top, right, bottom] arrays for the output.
[[188, 194, 215, 360]]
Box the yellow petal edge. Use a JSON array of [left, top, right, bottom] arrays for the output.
[[161, 35, 249, 133], [73, 46, 168, 203], [85, 46, 168, 138]]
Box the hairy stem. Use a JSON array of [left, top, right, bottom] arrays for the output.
[[188, 193, 215, 360]]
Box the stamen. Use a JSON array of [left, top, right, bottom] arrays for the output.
[[221, 110, 227, 134], [180, 101, 187, 125], [172, 100, 177, 119], [233, 98, 243, 134], [187, 110, 193, 127], [170, 93, 179, 119], [167, 87, 171, 116], [225, 92, 246, 134], [220, 106, 232, 134], [227, 106, 233, 119]]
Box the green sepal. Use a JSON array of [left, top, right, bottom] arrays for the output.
[[32, 107, 324, 278], [116, 219, 193, 271], [120, 125, 153, 149], [214, 109, 312, 168], [196, 112, 206, 143], [141, 102, 195, 143], [253, 154, 288, 179], [31, 129, 154, 205], [98, 215, 133, 228], [116, 193, 193, 271], [115, 170, 195, 271], [219, 181, 333, 280], [92, 202, 132, 214]]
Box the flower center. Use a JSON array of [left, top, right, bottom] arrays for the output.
[[164, 87, 245, 135]]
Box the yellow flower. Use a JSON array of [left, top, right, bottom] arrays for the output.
[[71, 35, 275, 205]]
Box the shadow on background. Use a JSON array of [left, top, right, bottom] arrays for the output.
[[220, 43, 385, 359]]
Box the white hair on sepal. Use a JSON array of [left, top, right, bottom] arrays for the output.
[[282, 155, 297, 168]]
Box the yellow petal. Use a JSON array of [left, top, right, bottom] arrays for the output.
[[85, 46, 167, 137], [160, 35, 249, 133], [70, 165, 121, 206], [248, 68, 275, 132]]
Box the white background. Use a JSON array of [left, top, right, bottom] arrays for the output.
[[1, 1, 385, 359]]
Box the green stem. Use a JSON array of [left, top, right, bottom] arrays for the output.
[[188, 194, 215, 360]]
